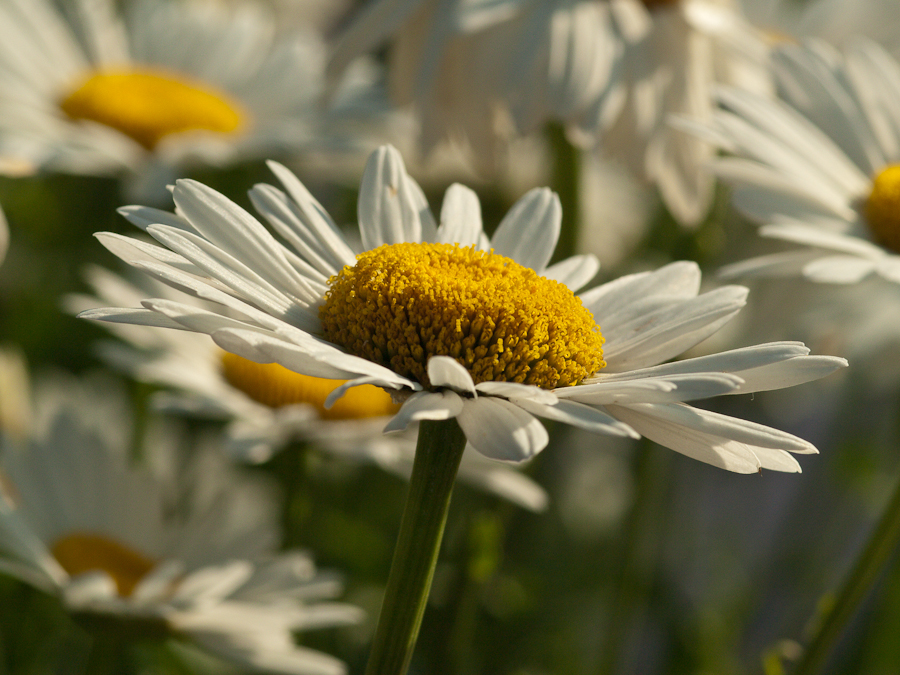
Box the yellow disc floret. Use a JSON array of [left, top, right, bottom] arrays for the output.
[[866, 164, 900, 253], [319, 242, 605, 389], [221, 352, 399, 419], [59, 68, 245, 150], [52, 532, 156, 597]]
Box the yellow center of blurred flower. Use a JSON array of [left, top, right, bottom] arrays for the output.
[[221, 352, 399, 419], [52, 532, 156, 597], [59, 68, 245, 150], [866, 164, 900, 253], [319, 242, 605, 389]]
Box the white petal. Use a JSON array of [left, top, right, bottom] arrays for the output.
[[802, 255, 878, 283], [512, 398, 638, 437], [543, 254, 600, 292], [383, 390, 464, 432], [615, 402, 817, 453], [475, 381, 557, 405], [559, 372, 744, 405], [457, 397, 548, 462], [437, 183, 486, 247], [490, 188, 561, 272], [358, 145, 435, 249], [427, 356, 476, 395]]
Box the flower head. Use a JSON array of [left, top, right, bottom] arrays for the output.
[[82, 144, 846, 472], [67, 267, 549, 511], [0, 0, 389, 199], [0, 373, 360, 674], [677, 39, 900, 283]]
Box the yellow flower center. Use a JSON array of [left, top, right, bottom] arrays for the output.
[[59, 68, 245, 150], [221, 352, 400, 419], [319, 242, 605, 389], [52, 532, 157, 597], [866, 164, 900, 254]]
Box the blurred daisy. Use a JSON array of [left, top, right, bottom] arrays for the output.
[[0, 375, 361, 674], [81, 144, 846, 473], [66, 268, 548, 511], [327, 0, 768, 226], [0, 0, 387, 199], [679, 39, 900, 284]]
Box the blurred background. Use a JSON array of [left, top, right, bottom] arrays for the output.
[[2, 1, 900, 674]]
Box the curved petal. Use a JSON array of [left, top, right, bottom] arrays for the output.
[[383, 390, 464, 432], [428, 356, 476, 395], [457, 397, 548, 462]]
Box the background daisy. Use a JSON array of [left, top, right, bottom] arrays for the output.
[[0, 0, 392, 200], [677, 38, 900, 283], [327, 0, 769, 226], [0, 372, 361, 674]]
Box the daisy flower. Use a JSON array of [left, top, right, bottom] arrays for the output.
[[0, 0, 387, 199], [80, 144, 847, 473], [0, 374, 361, 675], [327, 0, 768, 226], [66, 267, 549, 511], [678, 39, 900, 284]]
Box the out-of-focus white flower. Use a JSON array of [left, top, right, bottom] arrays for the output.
[[677, 39, 900, 284], [66, 266, 549, 512], [740, 0, 900, 54], [327, 0, 768, 227], [0, 374, 361, 675], [80, 144, 846, 473], [0, 0, 390, 200]]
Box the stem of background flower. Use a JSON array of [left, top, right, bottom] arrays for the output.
[[546, 122, 581, 263], [597, 440, 673, 675], [792, 473, 900, 675], [364, 418, 468, 675]]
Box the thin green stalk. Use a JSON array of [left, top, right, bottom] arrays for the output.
[[364, 418, 468, 675], [546, 122, 581, 264], [792, 473, 900, 675]]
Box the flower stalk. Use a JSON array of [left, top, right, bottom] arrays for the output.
[[793, 473, 900, 675], [364, 418, 468, 675]]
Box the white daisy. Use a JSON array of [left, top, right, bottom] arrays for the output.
[[677, 39, 900, 284], [327, 0, 768, 226], [65, 267, 549, 512], [80, 144, 846, 473], [0, 0, 387, 200], [0, 376, 361, 675]]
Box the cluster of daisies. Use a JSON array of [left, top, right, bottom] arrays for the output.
[[1, 0, 899, 672]]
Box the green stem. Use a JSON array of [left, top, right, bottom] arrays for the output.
[[364, 418, 468, 675], [792, 474, 900, 675], [546, 122, 581, 264]]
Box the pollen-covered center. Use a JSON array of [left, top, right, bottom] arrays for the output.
[[221, 352, 399, 419], [52, 532, 156, 597], [866, 164, 900, 253], [319, 242, 605, 389], [59, 68, 245, 150]]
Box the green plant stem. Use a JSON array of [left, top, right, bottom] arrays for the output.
[[547, 122, 581, 264], [793, 473, 900, 675], [364, 418, 468, 675]]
